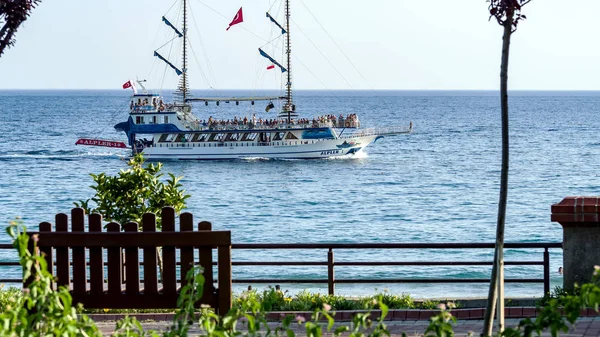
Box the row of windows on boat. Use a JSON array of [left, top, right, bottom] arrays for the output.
[[136, 116, 169, 124], [151, 140, 317, 148], [157, 131, 300, 143]]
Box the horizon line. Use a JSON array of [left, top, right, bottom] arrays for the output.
[[1, 88, 600, 92]]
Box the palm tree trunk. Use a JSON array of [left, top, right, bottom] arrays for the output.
[[482, 8, 513, 337]]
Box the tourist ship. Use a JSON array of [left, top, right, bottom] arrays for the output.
[[113, 0, 412, 160]]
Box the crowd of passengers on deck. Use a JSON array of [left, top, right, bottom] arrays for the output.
[[190, 114, 360, 130], [316, 114, 360, 128], [130, 98, 166, 112]]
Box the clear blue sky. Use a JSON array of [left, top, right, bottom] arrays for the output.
[[1, 0, 598, 90]]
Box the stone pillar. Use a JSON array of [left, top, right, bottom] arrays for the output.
[[551, 196, 600, 291]]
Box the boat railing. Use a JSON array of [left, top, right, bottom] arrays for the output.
[[338, 125, 413, 138], [183, 121, 340, 132], [130, 106, 158, 113]]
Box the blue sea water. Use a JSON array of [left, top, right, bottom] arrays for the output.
[[1, 89, 599, 298]]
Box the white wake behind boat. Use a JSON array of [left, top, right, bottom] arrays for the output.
[[112, 0, 412, 160]]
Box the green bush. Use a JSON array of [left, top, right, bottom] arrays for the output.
[[231, 288, 435, 312], [74, 154, 190, 229], [372, 290, 417, 309]]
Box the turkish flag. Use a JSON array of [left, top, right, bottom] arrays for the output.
[[122, 80, 132, 89], [226, 7, 243, 31], [266, 64, 275, 70]]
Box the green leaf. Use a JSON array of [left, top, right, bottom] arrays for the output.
[[379, 301, 388, 321], [334, 326, 349, 335], [325, 312, 334, 331]]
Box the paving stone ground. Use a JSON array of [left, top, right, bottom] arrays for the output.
[[95, 317, 600, 336]]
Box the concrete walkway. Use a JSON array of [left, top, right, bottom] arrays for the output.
[[96, 317, 600, 336]]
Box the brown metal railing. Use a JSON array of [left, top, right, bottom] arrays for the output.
[[1, 242, 562, 296]]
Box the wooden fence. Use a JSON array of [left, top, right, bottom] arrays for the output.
[[25, 208, 232, 313]]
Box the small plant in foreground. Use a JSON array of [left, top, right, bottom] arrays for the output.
[[500, 269, 600, 337], [0, 218, 101, 336], [425, 303, 457, 337], [536, 285, 577, 307], [0, 284, 22, 314]]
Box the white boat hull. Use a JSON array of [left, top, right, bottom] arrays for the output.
[[141, 135, 379, 160]]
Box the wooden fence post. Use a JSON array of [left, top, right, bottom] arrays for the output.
[[88, 213, 104, 295], [180, 212, 194, 288], [218, 241, 232, 315], [143, 213, 158, 295], [198, 221, 214, 304], [39, 222, 53, 289], [162, 207, 177, 296], [55, 213, 69, 288], [106, 222, 122, 296], [71, 208, 86, 296], [123, 222, 140, 295]]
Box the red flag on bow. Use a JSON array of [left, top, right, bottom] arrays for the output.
[[226, 7, 243, 31], [122, 80, 132, 89], [266, 64, 275, 70]]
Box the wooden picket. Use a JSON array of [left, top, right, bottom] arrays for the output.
[[32, 207, 232, 314]]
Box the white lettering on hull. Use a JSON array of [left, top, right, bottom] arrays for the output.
[[75, 138, 127, 148]]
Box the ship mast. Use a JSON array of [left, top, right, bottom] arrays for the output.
[[176, 0, 189, 105], [284, 0, 293, 123]]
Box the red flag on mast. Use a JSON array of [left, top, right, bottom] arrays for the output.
[[226, 7, 243, 31], [122, 80, 132, 89]]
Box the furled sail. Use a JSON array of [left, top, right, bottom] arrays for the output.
[[258, 48, 287, 73], [154, 51, 183, 75], [266, 12, 286, 34], [162, 16, 183, 37]]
